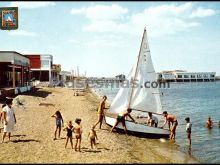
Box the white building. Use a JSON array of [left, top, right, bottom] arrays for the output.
[[158, 70, 216, 82]]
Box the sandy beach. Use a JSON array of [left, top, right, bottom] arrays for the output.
[[0, 87, 198, 163]]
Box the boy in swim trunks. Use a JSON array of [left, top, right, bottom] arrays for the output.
[[185, 117, 192, 146], [206, 116, 213, 129], [73, 118, 82, 152], [110, 108, 136, 135], [88, 125, 98, 149], [160, 111, 178, 140]]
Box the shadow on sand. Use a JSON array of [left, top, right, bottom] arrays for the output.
[[11, 134, 26, 137], [20, 87, 52, 98], [11, 139, 41, 143]]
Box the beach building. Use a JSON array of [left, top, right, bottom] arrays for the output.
[[0, 51, 31, 100], [158, 70, 216, 82], [60, 71, 75, 82], [52, 64, 61, 81], [24, 54, 54, 85]]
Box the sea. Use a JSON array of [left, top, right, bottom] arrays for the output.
[[92, 81, 220, 163]]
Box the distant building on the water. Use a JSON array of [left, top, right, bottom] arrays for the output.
[[115, 74, 126, 82], [158, 70, 216, 82]]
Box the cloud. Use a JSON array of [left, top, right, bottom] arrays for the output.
[[8, 30, 36, 37], [68, 39, 80, 44], [71, 4, 128, 21], [10, 2, 55, 9], [71, 3, 217, 37], [190, 8, 218, 18]]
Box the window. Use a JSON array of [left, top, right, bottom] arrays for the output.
[[177, 75, 182, 78], [191, 75, 196, 78], [210, 74, 215, 78], [184, 75, 189, 78], [197, 74, 202, 78], [41, 60, 50, 68]]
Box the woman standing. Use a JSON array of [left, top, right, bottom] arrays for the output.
[[1, 98, 16, 143]]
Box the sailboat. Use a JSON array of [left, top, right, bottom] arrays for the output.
[[105, 28, 170, 138]]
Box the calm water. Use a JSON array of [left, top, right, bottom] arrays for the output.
[[92, 81, 220, 163]]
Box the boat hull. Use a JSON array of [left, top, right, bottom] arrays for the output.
[[105, 115, 170, 139]]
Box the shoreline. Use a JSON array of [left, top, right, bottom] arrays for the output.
[[90, 87, 200, 163], [0, 87, 199, 163]]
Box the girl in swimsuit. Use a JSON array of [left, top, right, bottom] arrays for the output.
[[73, 118, 82, 152], [88, 125, 98, 149], [51, 110, 64, 140], [63, 120, 74, 149]]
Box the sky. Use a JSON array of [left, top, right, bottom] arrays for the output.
[[1, 1, 220, 77]]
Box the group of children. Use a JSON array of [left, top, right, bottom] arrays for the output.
[[51, 111, 98, 151]]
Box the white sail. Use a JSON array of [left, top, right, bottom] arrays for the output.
[[108, 28, 162, 115], [108, 65, 135, 113]]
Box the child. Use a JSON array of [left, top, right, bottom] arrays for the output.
[[88, 125, 98, 149], [206, 116, 213, 129], [185, 117, 192, 146], [73, 118, 82, 152], [63, 120, 74, 149], [51, 110, 64, 140], [1, 98, 16, 143]]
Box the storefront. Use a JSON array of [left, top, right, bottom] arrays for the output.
[[0, 51, 31, 99]]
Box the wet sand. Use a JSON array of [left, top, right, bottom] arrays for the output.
[[0, 87, 198, 163]]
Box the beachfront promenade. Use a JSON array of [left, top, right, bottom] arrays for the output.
[[0, 87, 197, 163]]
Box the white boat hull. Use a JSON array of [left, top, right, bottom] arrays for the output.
[[105, 115, 170, 138]]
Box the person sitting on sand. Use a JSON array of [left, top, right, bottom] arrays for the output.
[[88, 125, 98, 149], [206, 116, 213, 129], [94, 95, 107, 129], [51, 110, 64, 140], [146, 112, 158, 127], [63, 120, 74, 149], [1, 98, 16, 143], [110, 108, 137, 135], [73, 118, 82, 152], [160, 111, 178, 140]]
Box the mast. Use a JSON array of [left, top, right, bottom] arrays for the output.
[[127, 27, 146, 109]]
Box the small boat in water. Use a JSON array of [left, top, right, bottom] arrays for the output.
[[105, 28, 170, 138]]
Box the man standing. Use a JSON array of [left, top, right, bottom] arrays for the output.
[[1, 98, 16, 143], [94, 95, 107, 129], [160, 111, 178, 140]]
